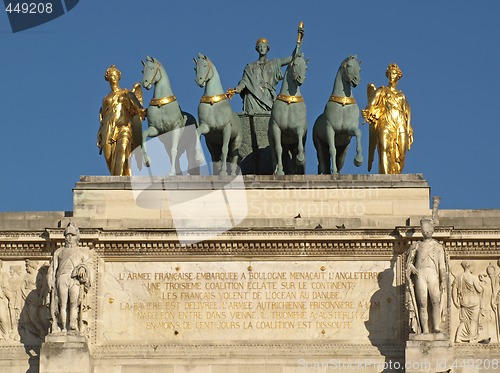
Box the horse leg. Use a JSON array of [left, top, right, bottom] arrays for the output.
[[353, 127, 363, 167], [313, 131, 325, 174], [185, 131, 201, 175], [195, 123, 210, 164], [270, 121, 284, 175], [326, 124, 338, 174], [142, 126, 160, 167], [268, 122, 277, 174], [296, 128, 305, 166], [168, 128, 181, 176], [228, 138, 240, 176], [205, 141, 220, 175], [228, 148, 239, 176], [219, 125, 231, 176], [290, 145, 303, 175]]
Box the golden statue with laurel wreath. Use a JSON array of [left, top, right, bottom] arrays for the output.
[[97, 65, 145, 176], [362, 63, 413, 174]]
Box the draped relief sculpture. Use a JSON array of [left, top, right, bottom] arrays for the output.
[[8, 265, 22, 341], [362, 63, 413, 174], [19, 260, 50, 341], [486, 260, 500, 343], [406, 217, 447, 335], [97, 65, 145, 176], [0, 260, 11, 340], [49, 222, 93, 336], [0, 260, 51, 343], [451, 260, 484, 342]]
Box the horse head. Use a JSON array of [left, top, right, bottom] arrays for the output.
[[341, 55, 361, 88], [193, 53, 213, 88], [289, 53, 308, 86], [141, 56, 162, 90]]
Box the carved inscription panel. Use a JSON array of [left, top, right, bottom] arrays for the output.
[[99, 261, 401, 342]]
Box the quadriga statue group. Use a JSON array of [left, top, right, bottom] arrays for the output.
[[97, 22, 413, 177]]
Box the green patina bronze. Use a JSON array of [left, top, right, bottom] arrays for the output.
[[234, 24, 304, 115], [313, 55, 363, 174], [194, 53, 242, 176], [141, 56, 200, 175], [268, 52, 308, 175]]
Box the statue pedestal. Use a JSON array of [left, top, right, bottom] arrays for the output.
[[406, 334, 453, 373], [40, 335, 92, 373], [72, 174, 431, 231], [238, 113, 273, 175]]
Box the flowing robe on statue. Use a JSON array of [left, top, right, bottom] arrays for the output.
[[452, 272, 483, 342], [238, 59, 283, 114], [365, 85, 413, 174]]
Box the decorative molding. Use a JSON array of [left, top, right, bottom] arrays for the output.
[[92, 341, 405, 359]]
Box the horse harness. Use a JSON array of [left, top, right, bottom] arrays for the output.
[[200, 93, 229, 105], [148, 61, 177, 107], [150, 96, 177, 107], [276, 94, 304, 104], [329, 95, 356, 106]]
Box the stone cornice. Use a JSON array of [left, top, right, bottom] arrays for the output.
[[1, 227, 500, 257], [91, 341, 405, 359], [77, 174, 429, 190]]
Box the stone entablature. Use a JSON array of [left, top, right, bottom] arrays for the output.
[[0, 175, 500, 372]]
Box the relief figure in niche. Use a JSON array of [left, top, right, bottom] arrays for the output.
[[486, 259, 500, 343], [451, 260, 484, 342], [19, 260, 50, 342], [8, 265, 23, 341], [0, 260, 12, 340]]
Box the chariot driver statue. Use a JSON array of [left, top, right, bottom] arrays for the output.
[[97, 65, 145, 176], [229, 23, 304, 114]]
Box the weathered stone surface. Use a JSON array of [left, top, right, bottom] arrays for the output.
[[98, 260, 401, 343], [1, 174, 500, 372], [72, 174, 431, 231], [40, 336, 91, 373], [238, 113, 273, 175], [405, 339, 453, 373]]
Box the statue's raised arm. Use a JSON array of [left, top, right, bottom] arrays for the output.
[[281, 21, 304, 65]]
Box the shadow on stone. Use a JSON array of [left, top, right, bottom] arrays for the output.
[[364, 257, 405, 372], [18, 262, 50, 373]]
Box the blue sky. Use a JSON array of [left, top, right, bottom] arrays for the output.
[[1, 1, 499, 212]]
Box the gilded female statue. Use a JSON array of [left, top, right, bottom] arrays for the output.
[[97, 65, 144, 176], [362, 63, 413, 174]]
